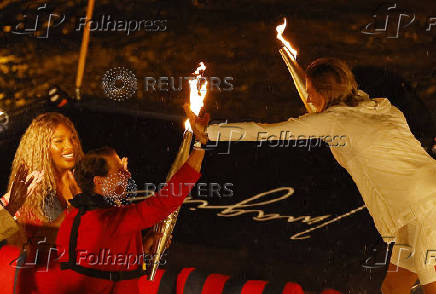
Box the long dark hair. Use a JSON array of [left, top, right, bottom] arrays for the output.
[[9, 112, 84, 222]]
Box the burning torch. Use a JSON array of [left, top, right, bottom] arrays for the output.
[[147, 62, 208, 280], [276, 18, 315, 113]]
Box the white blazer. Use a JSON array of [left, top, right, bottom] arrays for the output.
[[207, 90, 436, 237]]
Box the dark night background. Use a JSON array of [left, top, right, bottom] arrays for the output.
[[0, 0, 435, 293]]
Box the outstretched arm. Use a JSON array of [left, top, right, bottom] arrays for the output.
[[206, 111, 334, 142]]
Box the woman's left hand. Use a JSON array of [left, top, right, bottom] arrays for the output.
[[7, 165, 40, 216]]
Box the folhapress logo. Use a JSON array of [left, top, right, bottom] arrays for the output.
[[11, 3, 65, 39], [361, 3, 435, 38]]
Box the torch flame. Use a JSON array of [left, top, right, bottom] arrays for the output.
[[185, 62, 208, 131], [276, 18, 298, 61]]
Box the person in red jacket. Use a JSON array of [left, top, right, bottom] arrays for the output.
[[36, 117, 208, 294]]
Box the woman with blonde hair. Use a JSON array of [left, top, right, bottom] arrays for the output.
[[1, 112, 157, 293], [0, 112, 84, 293], [202, 57, 436, 294], [7, 112, 83, 232]]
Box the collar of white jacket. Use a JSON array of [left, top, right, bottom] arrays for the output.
[[327, 89, 392, 114]]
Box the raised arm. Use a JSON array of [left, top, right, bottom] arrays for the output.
[[121, 108, 208, 230], [129, 161, 201, 229]]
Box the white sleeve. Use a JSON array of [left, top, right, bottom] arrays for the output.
[[207, 112, 335, 142]]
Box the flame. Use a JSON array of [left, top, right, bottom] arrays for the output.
[[276, 18, 297, 61], [185, 62, 208, 131]]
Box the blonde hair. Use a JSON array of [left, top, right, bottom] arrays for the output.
[[306, 58, 360, 111], [8, 112, 83, 223]]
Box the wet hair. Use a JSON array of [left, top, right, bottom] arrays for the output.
[[74, 147, 116, 195], [8, 112, 83, 223], [306, 58, 360, 111]]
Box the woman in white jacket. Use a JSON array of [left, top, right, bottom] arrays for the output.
[[202, 58, 436, 294]]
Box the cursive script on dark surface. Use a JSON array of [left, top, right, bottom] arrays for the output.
[[183, 187, 366, 240]]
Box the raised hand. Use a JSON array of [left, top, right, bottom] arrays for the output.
[[183, 103, 210, 144], [7, 165, 32, 216], [6, 166, 44, 217]]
